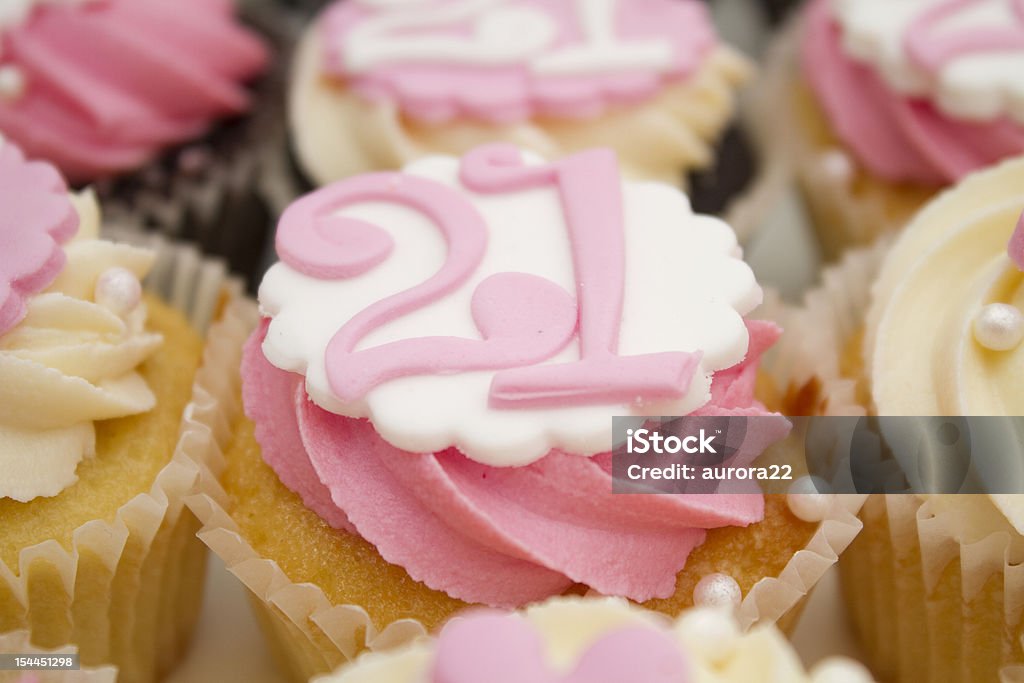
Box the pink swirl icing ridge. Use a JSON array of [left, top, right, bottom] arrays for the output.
[[0, 0, 268, 183], [242, 319, 786, 607], [321, 0, 717, 124], [0, 139, 78, 337], [801, 0, 1024, 185]]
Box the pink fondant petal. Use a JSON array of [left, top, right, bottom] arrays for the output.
[[0, 141, 77, 337]]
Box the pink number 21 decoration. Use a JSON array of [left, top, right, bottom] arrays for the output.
[[275, 144, 699, 411]]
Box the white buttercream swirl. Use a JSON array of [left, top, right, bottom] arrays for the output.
[[0, 191, 162, 502], [864, 157, 1024, 534], [313, 598, 875, 683]]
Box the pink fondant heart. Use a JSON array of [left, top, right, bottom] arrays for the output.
[[432, 612, 690, 683]]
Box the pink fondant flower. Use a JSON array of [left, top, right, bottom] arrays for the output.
[[0, 140, 78, 336], [431, 611, 690, 683]]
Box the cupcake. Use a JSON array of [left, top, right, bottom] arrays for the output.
[[287, 0, 753, 193], [0, 631, 116, 683], [312, 598, 875, 683], [782, 0, 1024, 259], [188, 143, 865, 680], [0, 137, 244, 683], [777, 157, 1024, 681], [0, 0, 271, 286]]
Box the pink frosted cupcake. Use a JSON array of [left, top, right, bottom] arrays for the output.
[[0, 0, 267, 184], [187, 143, 865, 680], [783, 0, 1024, 257], [287, 0, 753, 190], [0, 0, 271, 285]]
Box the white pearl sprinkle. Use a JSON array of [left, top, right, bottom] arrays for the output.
[[693, 572, 741, 611], [819, 149, 854, 184], [675, 608, 740, 664], [973, 303, 1024, 351], [787, 476, 833, 523], [811, 657, 875, 683], [94, 267, 142, 318], [0, 65, 25, 101]]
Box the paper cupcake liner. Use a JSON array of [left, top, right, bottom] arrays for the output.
[[842, 496, 1024, 683], [767, 239, 891, 417], [181, 321, 865, 683], [97, 2, 303, 293], [0, 631, 117, 683], [0, 240, 246, 683]]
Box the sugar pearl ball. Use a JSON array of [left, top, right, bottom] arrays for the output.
[[787, 476, 833, 523], [675, 608, 740, 664], [973, 303, 1024, 351], [94, 267, 142, 317], [811, 657, 875, 683], [0, 66, 25, 101], [819, 149, 854, 184], [693, 572, 741, 611]]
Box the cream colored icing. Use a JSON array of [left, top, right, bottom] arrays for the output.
[[312, 598, 875, 683], [288, 23, 751, 187], [0, 191, 162, 502], [864, 157, 1024, 534]]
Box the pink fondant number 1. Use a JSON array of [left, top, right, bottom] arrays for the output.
[[462, 145, 699, 408]]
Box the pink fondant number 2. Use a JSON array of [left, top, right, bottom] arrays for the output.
[[275, 144, 698, 410]]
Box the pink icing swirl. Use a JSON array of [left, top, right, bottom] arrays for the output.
[[241, 319, 786, 607], [431, 610, 690, 683], [0, 139, 78, 336], [0, 0, 268, 183], [802, 0, 1024, 185], [320, 0, 717, 124]]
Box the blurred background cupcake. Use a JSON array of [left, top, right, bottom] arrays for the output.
[[287, 0, 755, 214], [777, 0, 1024, 260], [187, 143, 863, 680], [313, 598, 876, 683], [777, 156, 1024, 682], [0, 136, 248, 683], [0, 0, 273, 288]]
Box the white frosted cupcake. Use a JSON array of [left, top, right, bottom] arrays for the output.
[[777, 156, 1024, 682], [312, 597, 875, 683]]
